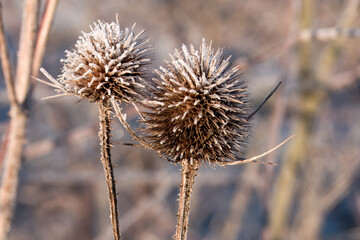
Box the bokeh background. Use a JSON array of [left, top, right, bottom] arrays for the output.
[[1, 0, 360, 239]]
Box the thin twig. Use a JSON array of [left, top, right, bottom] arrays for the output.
[[0, 2, 18, 108], [175, 162, 199, 240], [222, 135, 294, 166], [111, 98, 152, 149], [246, 81, 282, 121], [299, 28, 360, 42], [15, 0, 39, 104], [98, 100, 122, 240], [131, 101, 147, 122], [32, 0, 58, 76], [113, 142, 142, 147], [0, 123, 10, 168]]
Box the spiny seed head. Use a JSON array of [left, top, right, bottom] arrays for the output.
[[143, 39, 251, 165], [59, 19, 150, 103]]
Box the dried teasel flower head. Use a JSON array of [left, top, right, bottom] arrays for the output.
[[42, 19, 150, 103], [143, 39, 251, 165]]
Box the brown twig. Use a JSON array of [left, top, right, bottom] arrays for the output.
[[0, 2, 17, 108], [246, 81, 282, 121], [174, 162, 198, 240], [111, 98, 152, 150], [32, 0, 58, 76], [98, 100, 122, 240], [0, 123, 10, 168], [14, 0, 39, 104]]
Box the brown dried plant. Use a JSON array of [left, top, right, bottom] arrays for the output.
[[37, 19, 150, 240], [141, 39, 292, 240], [36, 20, 291, 240]]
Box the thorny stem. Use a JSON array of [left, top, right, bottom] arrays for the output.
[[98, 100, 122, 240], [175, 162, 199, 240]]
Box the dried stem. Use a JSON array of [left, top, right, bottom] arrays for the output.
[[111, 98, 151, 149], [32, 0, 59, 76], [0, 2, 17, 108], [15, 0, 39, 104], [0, 1, 40, 239], [174, 162, 199, 240], [98, 100, 122, 240], [222, 135, 294, 166], [0, 108, 27, 240], [246, 81, 282, 121]]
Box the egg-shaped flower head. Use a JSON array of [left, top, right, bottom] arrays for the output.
[[143, 39, 251, 165], [59, 19, 150, 103]]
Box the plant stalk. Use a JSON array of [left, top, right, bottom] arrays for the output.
[[175, 162, 198, 240], [0, 108, 27, 240], [0, 1, 40, 239], [98, 100, 122, 240]]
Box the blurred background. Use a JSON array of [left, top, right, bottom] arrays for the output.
[[1, 0, 360, 239]]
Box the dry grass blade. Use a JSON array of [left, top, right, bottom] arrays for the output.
[[222, 135, 294, 166]]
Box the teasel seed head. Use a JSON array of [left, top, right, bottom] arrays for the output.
[[143, 39, 251, 165], [48, 19, 150, 103]]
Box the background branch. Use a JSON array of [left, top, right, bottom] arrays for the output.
[[0, 0, 57, 239], [32, 0, 58, 76], [0, 2, 17, 108]]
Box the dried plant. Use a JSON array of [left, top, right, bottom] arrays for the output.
[[37, 19, 150, 240], [40, 20, 150, 103], [141, 39, 290, 240], [144, 39, 250, 165]]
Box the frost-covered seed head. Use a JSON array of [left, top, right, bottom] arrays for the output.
[[59, 19, 150, 102], [143, 39, 251, 165]]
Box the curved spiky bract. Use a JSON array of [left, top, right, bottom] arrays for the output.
[[143, 39, 251, 165], [58, 20, 150, 102]]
